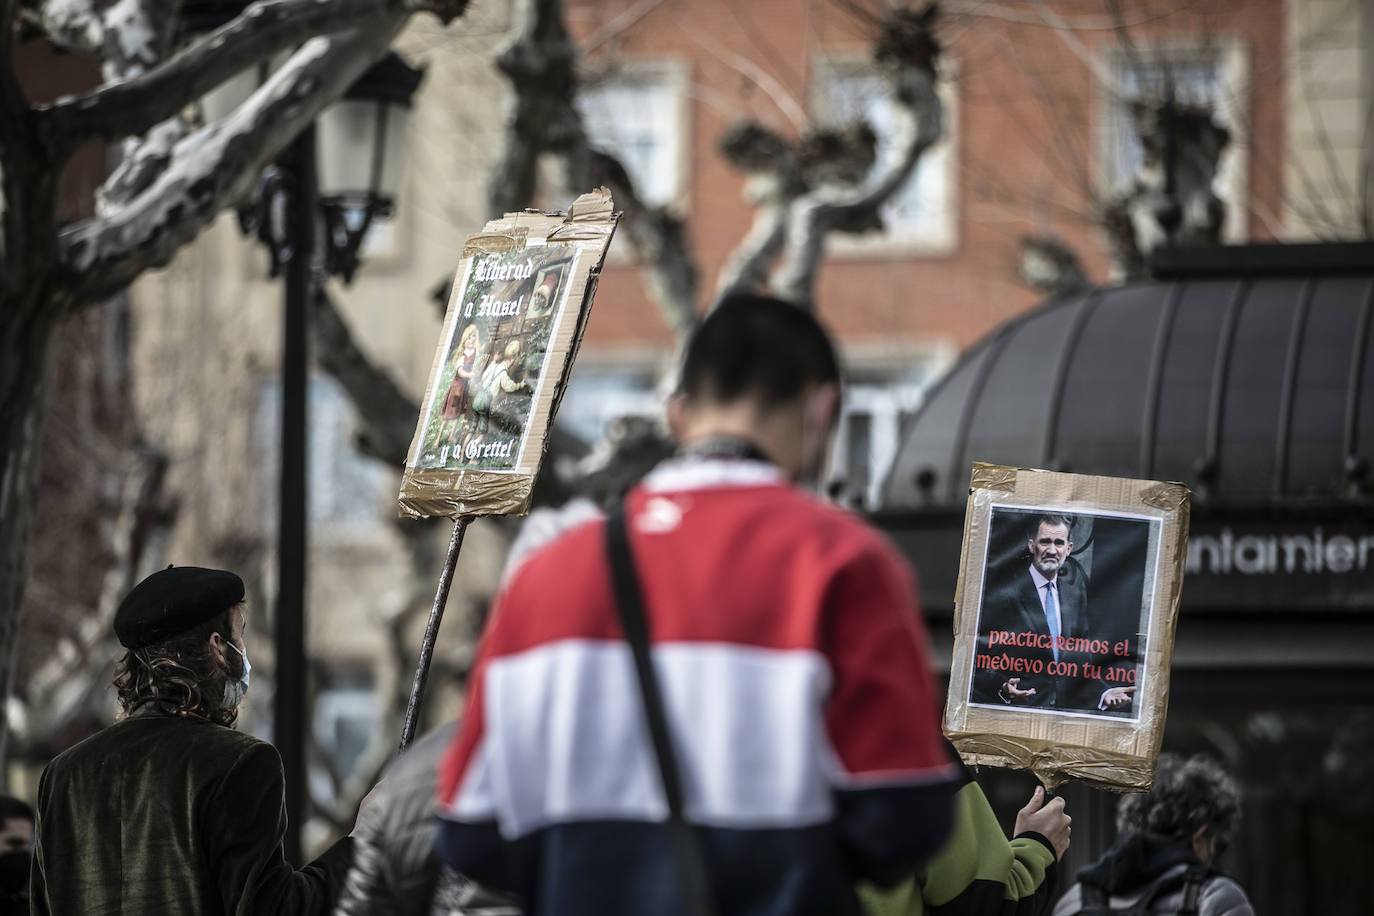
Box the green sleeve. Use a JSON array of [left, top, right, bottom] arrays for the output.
[[859, 781, 1059, 916], [207, 741, 354, 916]]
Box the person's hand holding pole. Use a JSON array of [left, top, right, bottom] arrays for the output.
[[1014, 786, 1071, 860]]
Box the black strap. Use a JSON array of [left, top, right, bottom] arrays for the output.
[[1076, 864, 1210, 916], [604, 505, 717, 916], [1078, 883, 1110, 913], [1177, 865, 1208, 916]]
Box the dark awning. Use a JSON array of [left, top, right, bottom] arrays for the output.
[[874, 244, 1374, 672], [882, 242, 1374, 510]]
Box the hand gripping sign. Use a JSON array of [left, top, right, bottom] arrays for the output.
[[944, 463, 1190, 790]]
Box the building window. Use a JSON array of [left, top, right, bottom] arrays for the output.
[[255, 373, 395, 534], [577, 62, 689, 209], [308, 672, 376, 808], [555, 361, 663, 444], [1101, 43, 1248, 241], [812, 59, 958, 254], [831, 355, 949, 510]]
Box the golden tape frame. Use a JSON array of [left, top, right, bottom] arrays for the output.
[[398, 189, 619, 519], [943, 462, 1190, 790]]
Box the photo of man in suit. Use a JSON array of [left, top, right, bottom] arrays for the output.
[[971, 513, 1137, 715]]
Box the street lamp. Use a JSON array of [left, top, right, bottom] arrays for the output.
[[264, 52, 421, 866], [184, 21, 423, 861], [216, 50, 423, 284], [317, 52, 422, 282]]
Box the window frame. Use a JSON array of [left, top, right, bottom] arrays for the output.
[[553, 347, 669, 445], [832, 340, 956, 510], [1096, 39, 1250, 244], [254, 371, 397, 542], [576, 57, 693, 213]]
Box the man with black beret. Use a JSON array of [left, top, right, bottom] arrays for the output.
[[30, 565, 355, 916]]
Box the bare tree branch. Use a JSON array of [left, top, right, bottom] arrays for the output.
[[1298, 58, 1359, 225], [37, 0, 429, 153], [945, 0, 1188, 31], [77, 0, 191, 222], [486, 0, 578, 217], [996, 28, 1098, 207], [1019, 233, 1090, 297], [0, 0, 17, 61], [566, 147, 698, 334], [712, 123, 800, 301], [714, 201, 787, 301], [96, 0, 181, 81], [684, 25, 807, 133], [581, 0, 666, 54], [611, 204, 699, 334], [772, 55, 942, 307], [1103, 0, 1165, 101], [56, 22, 404, 305], [0, 129, 28, 285], [98, 118, 187, 217], [21, 0, 105, 54], [309, 285, 420, 467]]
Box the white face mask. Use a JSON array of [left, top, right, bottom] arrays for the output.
[[223, 640, 251, 709]]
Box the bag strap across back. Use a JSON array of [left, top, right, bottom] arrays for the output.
[[604, 505, 717, 916], [1076, 863, 1212, 915]]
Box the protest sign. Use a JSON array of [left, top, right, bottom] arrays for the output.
[[398, 189, 619, 519], [944, 463, 1190, 790]]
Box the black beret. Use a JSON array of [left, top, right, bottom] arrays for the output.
[[114, 566, 245, 649]]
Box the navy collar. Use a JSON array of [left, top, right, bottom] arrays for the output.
[[680, 436, 774, 465]]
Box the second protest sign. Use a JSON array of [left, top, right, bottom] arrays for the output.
[[944, 462, 1190, 790]]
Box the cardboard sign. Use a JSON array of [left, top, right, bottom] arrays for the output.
[[944, 463, 1190, 790], [398, 189, 619, 518]]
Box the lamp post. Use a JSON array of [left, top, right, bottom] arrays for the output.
[[193, 27, 422, 861], [317, 51, 421, 283]]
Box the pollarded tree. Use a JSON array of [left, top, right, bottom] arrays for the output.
[[0, 0, 472, 753], [319, 0, 949, 495]]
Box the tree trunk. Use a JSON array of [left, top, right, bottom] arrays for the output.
[[0, 296, 62, 770], [0, 94, 65, 768]]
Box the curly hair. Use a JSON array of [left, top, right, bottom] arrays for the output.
[[1117, 752, 1241, 849], [112, 605, 242, 727]]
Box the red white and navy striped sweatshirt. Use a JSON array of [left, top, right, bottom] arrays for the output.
[[436, 457, 958, 915]]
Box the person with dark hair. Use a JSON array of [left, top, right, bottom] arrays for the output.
[[972, 515, 1135, 714], [30, 566, 354, 916], [1052, 753, 1253, 915], [0, 795, 33, 916], [434, 292, 957, 915]]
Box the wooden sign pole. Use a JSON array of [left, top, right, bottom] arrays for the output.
[[399, 515, 474, 750]]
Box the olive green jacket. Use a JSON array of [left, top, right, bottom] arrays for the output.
[[31, 708, 352, 916], [859, 774, 1058, 916]]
